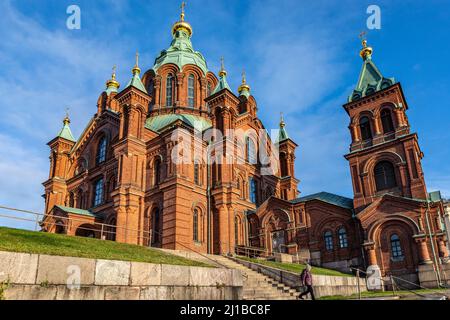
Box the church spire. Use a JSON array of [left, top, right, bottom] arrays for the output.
[[212, 57, 231, 94], [238, 69, 251, 98], [56, 109, 76, 142], [124, 51, 147, 93], [276, 112, 289, 143], [105, 65, 120, 95], [348, 35, 396, 102], [172, 1, 193, 37]]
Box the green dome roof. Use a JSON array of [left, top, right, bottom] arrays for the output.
[[153, 29, 208, 75], [145, 114, 212, 133]]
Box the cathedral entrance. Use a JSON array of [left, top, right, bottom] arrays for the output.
[[271, 230, 286, 253]]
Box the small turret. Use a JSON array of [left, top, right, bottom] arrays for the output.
[[105, 65, 120, 95], [212, 57, 231, 94], [238, 70, 251, 98]]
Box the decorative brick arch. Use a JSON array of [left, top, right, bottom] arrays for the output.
[[362, 151, 405, 174]]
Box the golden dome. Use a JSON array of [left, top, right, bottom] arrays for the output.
[[106, 66, 120, 89], [360, 39, 373, 60], [172, 2, 193, 37], [238, 70, 250, 93]]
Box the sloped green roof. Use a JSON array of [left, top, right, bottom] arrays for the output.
[[125, 72, 147, 93], [56, 120, 76, 142], [291, 191, 354, 210], [153, 28, 208, 75], [212, 73, 231, 94], [55, 205, 95, 217], [348, 53, 395, 102], [276, 126, 289, 143], [145, 114, 212, 133]]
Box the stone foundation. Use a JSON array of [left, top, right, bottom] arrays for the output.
[[0, 251, 243, 300]]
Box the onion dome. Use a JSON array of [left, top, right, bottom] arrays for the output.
[[238, 70, 251, 98], [105, 66, 120, 95], [153, 3, 208, 75], [172, 2, 193, 38], [360, 39, 373, 61]]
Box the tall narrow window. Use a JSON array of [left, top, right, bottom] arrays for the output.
[[93, 178, 104, 207], [324, 231, 333, 251], [374, 161, 397, 191], [193, 209, 199, 242], [96, 137, 107, 164], [69, 192, 75, 207], [188, 74, 195, 108], [338, 227, 348, 248], [249, 178, 257, 204], [154, 158, 161, 185], [152, 208, 161, 245], [166, 74, 174, 106], [390, 234, 403, 258], [359, 116, 372, 141], [381, 109, 394, 134], [194, 161, 200, 185], [77, 189, 84, 209], [246, 137, 257, 164], [207, 82, 212, 97], [235, 216, 239, 245]]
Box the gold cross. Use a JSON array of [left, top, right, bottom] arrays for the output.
[[135, 51, 139, 67], [220, 56, 224, 70], [242, 69, 246, 83], [181, 2, 186, 21], [359, 31, 367, 40]]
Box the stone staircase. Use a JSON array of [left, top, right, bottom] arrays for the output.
[[209, 255, 299, 300]]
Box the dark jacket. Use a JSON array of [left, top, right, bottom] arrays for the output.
[[301, 269, 312, 286]]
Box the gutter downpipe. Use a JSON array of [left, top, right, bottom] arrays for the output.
[[424, 196, 442, 287]]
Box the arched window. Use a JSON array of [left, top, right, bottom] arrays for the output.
[[246, 137, 257, 164], [338, 227, 348, 248], [188, 74, 195, 108], [380, 109, 395, 134], [166, 74, 174, 106], [374, 161, 397, 191], [151, 208, 161, 245], [359, 116, 372, 141], [193, 209, 199, 242], [235, 216, 239, 245], [69, 192, 75, 207], [154, 158, 161, 185], [249, 178, 257, 204], [93, 178, 104, 207], [324, 231, 333, 251], [390, 234, 403, 258], [280, 152, 288, 177], [194, 161, 200, 185], [96, 137, 107, 165]]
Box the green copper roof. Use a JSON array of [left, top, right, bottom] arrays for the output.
[[145, 114, 212, 133], [153, 29, 208, 75], [291, 191, 354, 210], [56, 119, 76, 142], [55, 205, 95, 217], [212, 73, 231, 94], [349, 51, 395, 102], [125, 72, 147, 93]]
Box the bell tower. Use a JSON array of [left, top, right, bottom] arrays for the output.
[[344, 38, 428, 211]]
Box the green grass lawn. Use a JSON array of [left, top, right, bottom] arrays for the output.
[[0, 227, 211, 267], [236, 255, 352, 277], [319, 288, 449, 300]]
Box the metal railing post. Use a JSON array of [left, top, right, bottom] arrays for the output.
[[356, 269, 361, 300]]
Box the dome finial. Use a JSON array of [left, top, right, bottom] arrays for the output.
[[132, 51, 141, 75], [238, 69, 251, 95], [106, 65, 120, 91], [63, 107, 70, 125], [172, 1, 193, 37], [280, 112, 285, 128], [219, 56, 227, 77], [359, 31, 373, 60]]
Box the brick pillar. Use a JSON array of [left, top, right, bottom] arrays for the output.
[[364, 243, 377, 266], [415, 238, 432, 264], [217, 205, 230, 255]]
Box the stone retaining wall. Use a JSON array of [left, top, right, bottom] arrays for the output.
[[418, 262, 450, 288], [232, 257, 367, 298], [0, 251, 243, 300]]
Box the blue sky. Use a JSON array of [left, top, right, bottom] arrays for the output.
[[0, 0, 449, 228]]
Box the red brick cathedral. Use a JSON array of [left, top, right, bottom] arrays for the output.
[[42, 9, 448, 285]]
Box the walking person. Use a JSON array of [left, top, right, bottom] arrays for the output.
[[299, 264, 315, 300]]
